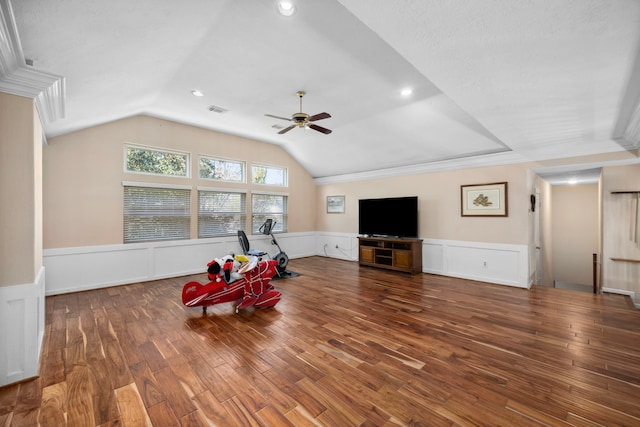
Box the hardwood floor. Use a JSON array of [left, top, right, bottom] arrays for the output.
[[2, 256, 640, 426]]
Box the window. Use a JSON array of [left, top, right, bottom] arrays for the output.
[[123, 185, 191, 243], [198, 190, 246, 237], [251, 164, 287, 186], [125, 145, 189, 177], [199, 156, 245, 182], [251, 193, 287, 234]]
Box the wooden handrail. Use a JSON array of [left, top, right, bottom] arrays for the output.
[[610, 257, 640, 263], [592, 253, 597, 294]]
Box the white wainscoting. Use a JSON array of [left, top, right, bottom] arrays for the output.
[[423, 239, 530, 288], [43, 233, 530, 296], [0, 267, 45, 387], [43, 232, 316, 296], [315, 233, 531, 288], [314, 232, 359, 261]]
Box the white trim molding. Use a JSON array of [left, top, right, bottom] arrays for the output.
[[602, 287, 639, 309], [122, 180, 193, 190], [197, 186, 248, 193], [0, 267, 45, 386], [0, 0, 65, 127], [314, 151, 528, 185]]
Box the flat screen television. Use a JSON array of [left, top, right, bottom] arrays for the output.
[[358, 196, 418, 238]]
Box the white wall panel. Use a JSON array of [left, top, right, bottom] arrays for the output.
[[44, 245, 150, 294], [0, 267, 45, 386], [315, 233, 529, 288], [153, 241, 223, 278], [43, 234, 531, 296], [314, 232, 358, 261], [423, 242, 445, 274], [43, 234, 315, 296], [428, 239, 529, 288]]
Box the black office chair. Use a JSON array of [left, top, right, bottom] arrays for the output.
[[237, 230, 268, 258]]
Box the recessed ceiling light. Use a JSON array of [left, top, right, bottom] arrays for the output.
[[277, 1, 296, 16], [401, 88, 413, 97], [191, 90, 204, 97], [568, 178, 578, 185]]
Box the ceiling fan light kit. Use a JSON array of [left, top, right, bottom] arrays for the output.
[[266, 91, 332, 135]]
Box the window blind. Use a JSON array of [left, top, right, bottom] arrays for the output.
[[251, 193, 287, 234], [198, 191, 246, 237], [124, 186, 191, 243]]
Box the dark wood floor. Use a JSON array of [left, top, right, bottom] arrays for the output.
[[2, 256, 640, 426]]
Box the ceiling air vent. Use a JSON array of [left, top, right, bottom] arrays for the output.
[[208, 105, 227, 114]]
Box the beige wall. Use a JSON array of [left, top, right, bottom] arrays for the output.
[[551, 184, 599, 286], [602, 164, 640, 295], [43, 115, 317, 248], [317, 163, 532, 245], [0, 92, 42, 286], [535, 176, 554, 287]]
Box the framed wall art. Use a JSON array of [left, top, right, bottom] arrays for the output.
[[461, 182, 508, 217], [327, 195, 345, 213]]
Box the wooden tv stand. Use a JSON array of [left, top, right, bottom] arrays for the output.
[[358, 236, 423, 274]]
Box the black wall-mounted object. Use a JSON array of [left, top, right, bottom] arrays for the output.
[[530, 194, 536, 212]]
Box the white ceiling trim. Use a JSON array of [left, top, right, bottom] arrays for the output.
[[0, 0, 65, 125], [314, 151, 528, 185]]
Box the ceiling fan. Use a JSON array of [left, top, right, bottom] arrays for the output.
[[265, 91, 332, 135]]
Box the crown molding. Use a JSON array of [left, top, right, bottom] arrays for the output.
[[313, 151, 528, 185], [619, 100, 640, 151], [0, 0, 65, 126]]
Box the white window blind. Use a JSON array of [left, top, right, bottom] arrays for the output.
[[124, 186, 191, 243], [198, 190, 246, 237], [251, 193, 287, 234]]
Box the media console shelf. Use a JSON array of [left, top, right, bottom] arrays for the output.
[[358, 236, 423, 274]]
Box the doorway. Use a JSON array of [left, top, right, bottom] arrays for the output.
[[535, 168, 601, 293]]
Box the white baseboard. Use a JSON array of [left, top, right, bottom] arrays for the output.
[[0, 267, 45, 387], [602, 287, 639, 309]]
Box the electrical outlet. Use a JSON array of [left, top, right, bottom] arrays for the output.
[[483, 261, 487, 267]]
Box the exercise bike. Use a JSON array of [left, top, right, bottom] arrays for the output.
[[259, 219, 291, 276]]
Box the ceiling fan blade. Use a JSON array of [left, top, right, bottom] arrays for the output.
[[265, 114, 292, 122], [308, 123, 332, 134], [308, 112, 331, 122], [278, 125, 296, 135]]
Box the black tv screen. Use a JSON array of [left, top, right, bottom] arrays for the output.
[[358, 196, 418, 238]]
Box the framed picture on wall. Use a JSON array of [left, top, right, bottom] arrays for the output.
[[327, 195, 345, 213], [461, 182, 508, 217]]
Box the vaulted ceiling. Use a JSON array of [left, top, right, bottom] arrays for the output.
[[5, 0, 640, 182]]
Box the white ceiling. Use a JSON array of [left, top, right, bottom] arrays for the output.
[[8, 0, 640, 180]]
